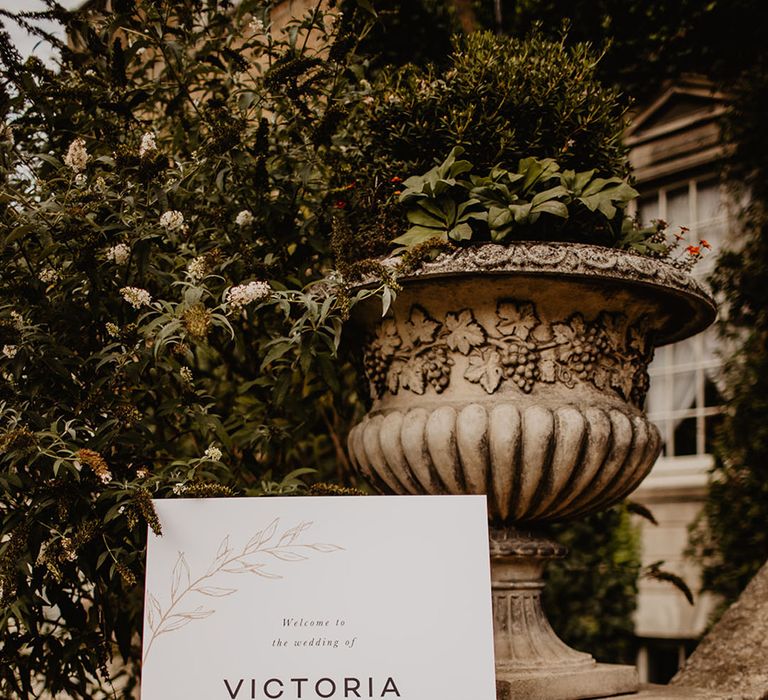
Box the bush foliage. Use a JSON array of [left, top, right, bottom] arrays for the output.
[[329, 29, 637, 265], [0, 1, 384, 695]]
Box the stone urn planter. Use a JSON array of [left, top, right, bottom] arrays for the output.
[[346, 242, 716, 700]]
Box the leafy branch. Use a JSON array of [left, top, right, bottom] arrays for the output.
[[143, 518, 343, 662], [392, 148, 647, 250]]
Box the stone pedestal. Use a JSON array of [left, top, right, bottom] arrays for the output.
[[491, 528, 639, 700]]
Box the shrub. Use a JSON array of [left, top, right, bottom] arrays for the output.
[[328, 30, 654, 267], [0, 2, 377, 696]]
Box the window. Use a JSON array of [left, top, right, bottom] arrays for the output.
[[638, 177, 727, 460]]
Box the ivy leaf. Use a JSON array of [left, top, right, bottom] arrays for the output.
[[444, 309, 485, 355], [599, 312, 628, 351], [386, 360, 404, 394], [399, 358, 426, 394], [497, 300, 539, 339], [464, 349, 503, 393], [405, 306, 439, 345], [372, 319, 402, 356]]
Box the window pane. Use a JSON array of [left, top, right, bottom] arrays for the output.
[[696, 181, 723, 224], [674, 417, 697, 456], [667, 186, 690, 229], [705, 415, 724, 454], [670, 339, 698, 368], [655, 419, 671, 457], [704, 377, 723, 408], [638, 195, 660, 225]]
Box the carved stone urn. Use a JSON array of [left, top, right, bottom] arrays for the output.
[[346, 243, 716, 700]]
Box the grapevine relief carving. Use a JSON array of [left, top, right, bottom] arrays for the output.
[[363, 300, 653, 406]]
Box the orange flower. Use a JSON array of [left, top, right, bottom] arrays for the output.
[[700, 239, 711, 249], [686, 245, 701, 256], [390, 176, 403, 184]]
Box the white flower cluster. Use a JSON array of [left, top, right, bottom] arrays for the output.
[[249, 17, 265, 33], [64, 137, 89, 173], [10, 311, 23, 329], [106, 243, 131, 265], [187, 255, 207, 282], [204, 444, 223, 461], [135, 467, 148, 479], [38, 268, 58, 284], [120, 286, 152, 309], [2, 345, 18, 359], [75, 173, 87, 186], [139, 132, 157, 158], [159, 210, 185, 231], [172, 482, 187, 495], [235, 210, 254, 227], [180, 366, 193, 383], [106, 322, 120, 337], [225, 280, 271, 310]]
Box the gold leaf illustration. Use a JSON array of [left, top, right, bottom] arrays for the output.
[[161, 616, 194, 633], [148, 593, 161, 631], [306, 543, 343, 552], [194, 586, 238, 597], [268, 550, 308, 562], [175, 607, 215, 620], [278, 521, 312, 546], [244, 517, 279, 554], [171, 552, 190, 602], [144, 518, 342, 664]]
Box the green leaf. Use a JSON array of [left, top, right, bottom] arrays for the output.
[[448, 222, 473, 241], [532, 200, 569, 218], [391, 226, 448, 247], [406, 205, 445, 228], [260, 340, 292, 369]]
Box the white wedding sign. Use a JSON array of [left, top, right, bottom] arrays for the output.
[[141, 495, 495, 699]]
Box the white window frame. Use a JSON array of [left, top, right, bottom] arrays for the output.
[[635, 174, 727, 463]]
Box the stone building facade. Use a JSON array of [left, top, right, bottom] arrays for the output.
[[626, 76, 733, 683]]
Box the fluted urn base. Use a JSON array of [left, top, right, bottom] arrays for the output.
[[491, 527, 638, 700]]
